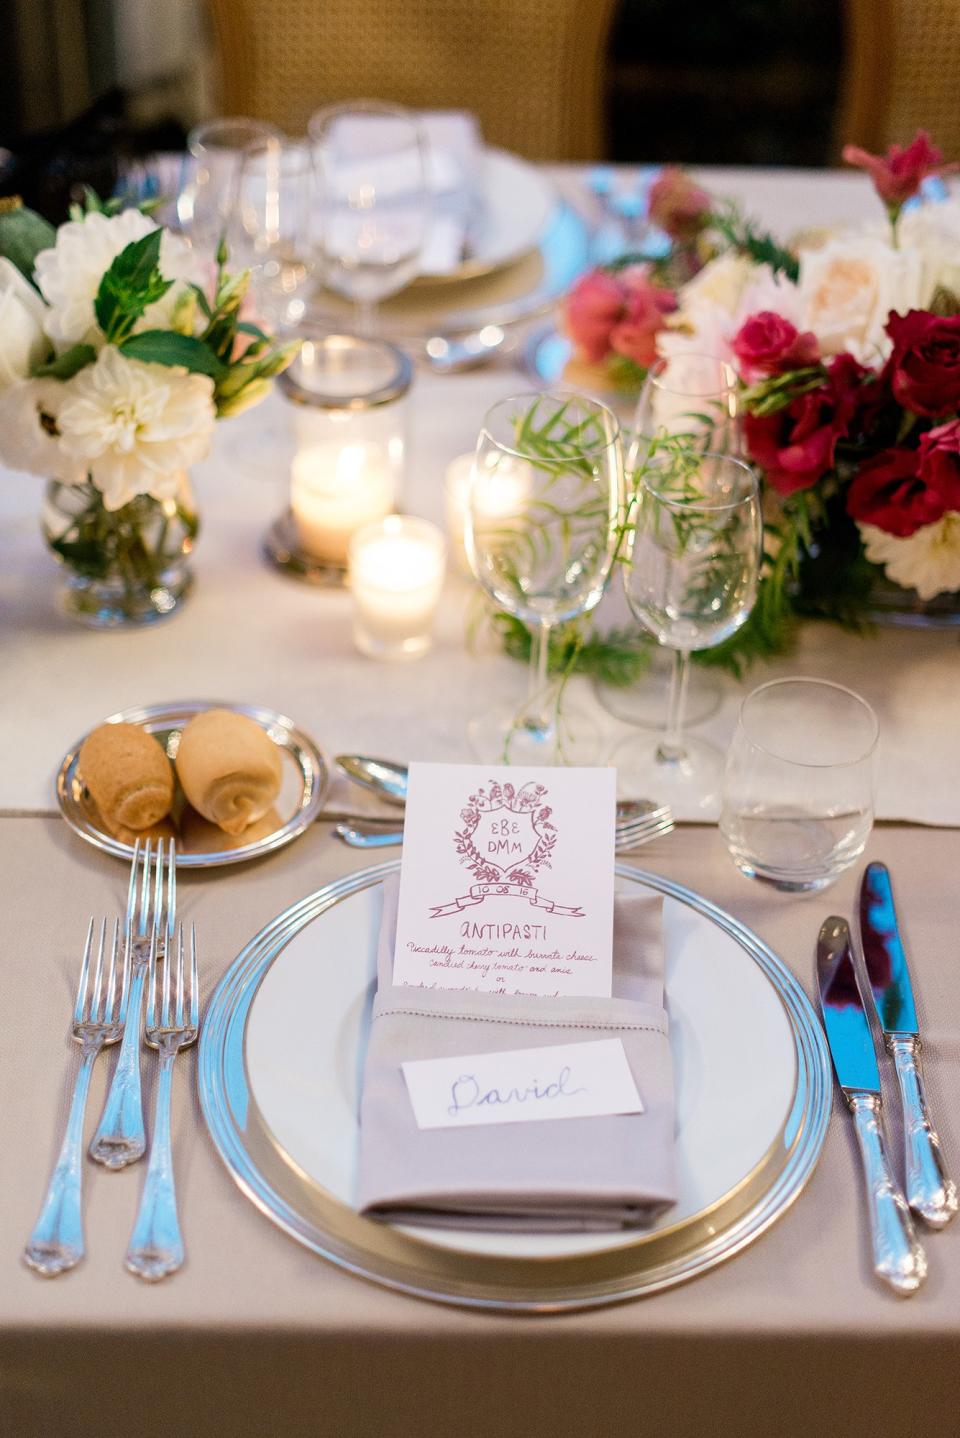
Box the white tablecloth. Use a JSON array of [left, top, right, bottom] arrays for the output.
[[2, 167, 959, 823]]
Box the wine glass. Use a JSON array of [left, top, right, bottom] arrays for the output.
[[308, 100, 430, 334], [614, 443, 762, 810], [465, 391, 622, 765], [234, 137, 319, 329], [177, 117, 282, 255], [595, 351, 742, 730]]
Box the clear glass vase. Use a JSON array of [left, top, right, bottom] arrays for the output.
[[42, 477, 198, 628]]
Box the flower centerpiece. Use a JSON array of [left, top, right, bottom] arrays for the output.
[[0, 191, 296, 626]]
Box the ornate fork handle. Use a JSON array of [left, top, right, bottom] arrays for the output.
[[124, 1040, 186, 1281], [89, 959, 147, 1168], [888, 1035, 958, 1228], [24, 1042, 99, 1276]]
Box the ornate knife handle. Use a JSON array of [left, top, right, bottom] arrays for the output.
[[887, 1035, 958, 1229], [849, 1093, 926, 1296]]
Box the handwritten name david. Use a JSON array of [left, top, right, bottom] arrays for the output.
[[447, 1065, 586, 1117]]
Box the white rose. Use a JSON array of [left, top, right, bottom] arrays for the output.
[[0, 258, 49, 389], [57, 345, 216, 510], [678, 252, 757, 319], [860, 514, 960, 601], [0, 377, 87, 482], [33, 209, 206, 352], [798, 237, 925, 362]]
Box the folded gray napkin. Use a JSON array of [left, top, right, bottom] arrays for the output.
[[356, 878, 677, 1232]]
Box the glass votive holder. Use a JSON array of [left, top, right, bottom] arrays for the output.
[[348, 515, 446, 660], [265, 333, 413, 584], [719, 677, 879, 892]]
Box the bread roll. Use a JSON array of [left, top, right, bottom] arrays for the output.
[[106, 815, 179, 847], [79, 722, 174, 831], [180, 804, 281, 853], [175, 710, 283, 835]]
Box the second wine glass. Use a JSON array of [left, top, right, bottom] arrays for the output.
[[614, 443, 762, 811], [466, 392, 622, 765]]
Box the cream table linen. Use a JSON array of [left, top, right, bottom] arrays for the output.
[[1, 168, 960, 824], [1, 816, 958, 1438]]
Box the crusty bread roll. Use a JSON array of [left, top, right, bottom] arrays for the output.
[[175, 710, 282, 835], [180, 804, 281, 853], [79, 722, 174, 831], [106, 815, 179, 847]]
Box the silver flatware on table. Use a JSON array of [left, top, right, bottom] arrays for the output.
[[24, 918, 129, 1277], [125, 922, 200, 1281], [335, 754, 408, 806], [816, 916, 927, 1296], [858, 861, 957, 1228], [334, 799, 674, 852], [89, 837, 176, 1168]]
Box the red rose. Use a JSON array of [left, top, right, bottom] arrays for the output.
[[885, 310, 960, 418], [842, 130, 957, 211], [744, 353, 865, 496], [647, 166, 711, 241], [917, 419, 960, 509], [732, 311, 820, 381], [846, 447, 946, 537]]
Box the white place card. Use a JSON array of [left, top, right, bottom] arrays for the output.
[[393, 762, 617, 998], [401, 1039, 644, 1130]]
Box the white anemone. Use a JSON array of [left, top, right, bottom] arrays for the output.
[[0, 378, 86, 482], [56, 346, 216, 509]]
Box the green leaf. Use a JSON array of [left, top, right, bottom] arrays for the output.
[[120, 329, 227, 379], [35, 343, 97, 380], [94, 230, 173, 343], [0, 199, 56, 286], [708, 200, 800, 282]]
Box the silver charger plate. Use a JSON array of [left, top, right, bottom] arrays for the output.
[[199, 860, 831, 1311], [56, 700, 330, 869]]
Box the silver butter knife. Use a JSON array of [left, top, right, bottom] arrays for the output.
[[858, 861, 957, 1228], [817, 916, 927, 1296]]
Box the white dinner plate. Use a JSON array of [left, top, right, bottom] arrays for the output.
[[416, 148, 555, 283], [200, 862, 830, 1309]]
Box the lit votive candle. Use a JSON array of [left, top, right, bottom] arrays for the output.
[[290, 442, 395, 565], [443, 450, 533, 572], [348, 515, 446, 660]]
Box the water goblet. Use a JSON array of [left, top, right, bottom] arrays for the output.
[[466, 391, 622, 765], [720, 678, 878, 891], [309, 100, 430, 335], [614, 443, 762, 810], [177, 117, 282, 255], [234, 137, 319, 329]]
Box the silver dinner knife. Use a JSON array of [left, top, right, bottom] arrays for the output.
[[858, 861, 958, 1228], [816, 917, 927, 1296]]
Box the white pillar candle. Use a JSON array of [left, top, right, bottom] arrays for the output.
[[348, 515, 446, 660], [290, 442, 395, 564], [443, 451, 533, 572]]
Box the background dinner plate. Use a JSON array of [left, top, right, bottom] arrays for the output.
[[56, 699, 329, 868], [200, 861, 831, 1309], [415, 148, 555, 283]]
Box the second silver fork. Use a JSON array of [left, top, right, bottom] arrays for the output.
[[89, 837, 176, 1168]]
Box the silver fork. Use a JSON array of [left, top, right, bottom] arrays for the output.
[[333, 807, 675, 852], [125, 923, 199, 1281], [24, 918, 129, 1276], [89, 837, 176, 1168]]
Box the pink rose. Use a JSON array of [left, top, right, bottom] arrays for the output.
[[732, 311, 820, 382], [564, 270, 627, 363], [608, 269, 677, 368], [843, 130, 957, 213], [647, 166, 711, 241]]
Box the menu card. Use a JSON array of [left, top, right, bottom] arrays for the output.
[[392, 763, 616, 998]]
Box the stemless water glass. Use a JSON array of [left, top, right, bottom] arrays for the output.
[[720, 678, 879, 891], [466, 391, 622, 765], [596, 352, 741, 731], [309, 100, 430, 335], [234, 137, 319, 329], [177, 117, 282, 254], [615, 444, 762, 809]]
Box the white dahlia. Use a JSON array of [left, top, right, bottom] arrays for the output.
[[0, 378, 86, 482], [33, 209, 205, 351], [860, 514, 960, 601], [56, 346, 216, 509]]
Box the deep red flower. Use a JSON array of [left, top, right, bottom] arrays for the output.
[[842, 130, 957, 211], [846, 447, 946, 537], [647, 166, 711, 241], [744, 354, 867, 496], [885, 310, 960, 418], [917, 419, 960, 510], [732, 311, 820, 381]]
